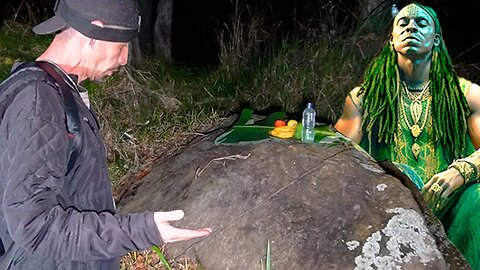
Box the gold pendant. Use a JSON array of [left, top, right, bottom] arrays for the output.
[[411, 101, 423, 123], [410, 124, 422, 138], [412, 142, 420, 159]]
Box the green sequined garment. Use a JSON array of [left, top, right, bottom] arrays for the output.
[[360, 78, 480, 269]]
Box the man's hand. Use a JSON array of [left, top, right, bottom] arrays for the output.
[[422, 168, 464, 210], [154, 210, 212, 243]]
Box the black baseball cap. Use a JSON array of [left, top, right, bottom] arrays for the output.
[[33, 0, 141, 43]]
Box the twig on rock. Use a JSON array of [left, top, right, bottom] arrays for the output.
[[195, 153, 251, 178]]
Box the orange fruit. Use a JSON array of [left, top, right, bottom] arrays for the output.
[[274, 119, 287, 127]]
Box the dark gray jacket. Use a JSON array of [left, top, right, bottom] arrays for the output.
[[0, 64, 161, 269]]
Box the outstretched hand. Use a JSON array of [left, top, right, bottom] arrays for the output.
[[422, 168, 464, 210], [154, 210, 212, 243]]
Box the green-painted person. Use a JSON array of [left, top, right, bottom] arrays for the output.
[[335, 2, 480, 268]]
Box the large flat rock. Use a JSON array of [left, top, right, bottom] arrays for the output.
[[118, 131, 469, 269]]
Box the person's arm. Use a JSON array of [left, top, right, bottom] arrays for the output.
[[1, 82, 209, 261], [334, 87, 364, 143], [467, 83, 480, 149], [1, 82, 161, 260], [423, 82, 480, 209]]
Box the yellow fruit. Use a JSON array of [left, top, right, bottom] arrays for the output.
[[270, 130, 294, 139], [287, 119, 298, 128], [274, 126, 294, 132], [269, 126, 294, 139]]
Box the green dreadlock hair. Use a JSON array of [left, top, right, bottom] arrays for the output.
[[360, 2, 470, 161]]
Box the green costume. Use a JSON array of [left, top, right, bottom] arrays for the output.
[[350, 3, 480, 268], [360, 77, 480, 268]]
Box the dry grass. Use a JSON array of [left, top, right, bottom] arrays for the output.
[[85, 66, 226, 187], [120, 249, 203, 270]]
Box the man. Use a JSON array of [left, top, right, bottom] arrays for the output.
[[335, 3, 480, 269], [0, 0, 211, 269]]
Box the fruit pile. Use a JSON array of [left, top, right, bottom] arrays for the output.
[[269, 119, 302, 139]]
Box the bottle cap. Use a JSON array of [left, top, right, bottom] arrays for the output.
[[307, 103, 315, 109]]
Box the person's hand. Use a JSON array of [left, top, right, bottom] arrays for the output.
[[422, 168, 464, 210], [153, 210, 212, 243]]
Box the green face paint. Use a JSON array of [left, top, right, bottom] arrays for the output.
[[398, 4, 423, 19]]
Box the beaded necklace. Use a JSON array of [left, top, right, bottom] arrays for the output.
[[399, 81, 431, 159]]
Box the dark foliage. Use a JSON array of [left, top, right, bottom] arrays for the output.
[[0, 0, 478, 80], [0, 0, 54, 26]]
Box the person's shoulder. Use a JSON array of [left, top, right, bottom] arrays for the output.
[[348, 86, 364, 111], [462, 78, 480, 111], [467, 81, 480, 98], [350, 86, 363, 97], [2, 63, 54, 92], [4, 72, 65, 122], [458, 77, 473, 96]]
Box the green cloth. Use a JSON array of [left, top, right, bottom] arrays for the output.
[[360, 78, 480, 269]]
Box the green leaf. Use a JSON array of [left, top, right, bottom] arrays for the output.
[[152, 245, 172, 270], [314, 124, 336, 141], [215, 110, 289, 145], [234, 108, 253, 126], [256, 111, 287, 126], [214, 125, 274, 145]]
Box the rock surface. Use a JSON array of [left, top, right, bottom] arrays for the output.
[[118, 130, 470, 269]]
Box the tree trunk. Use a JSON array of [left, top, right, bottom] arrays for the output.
[[154, 0, 173, 63]]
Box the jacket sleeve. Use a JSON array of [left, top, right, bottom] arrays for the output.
[[0, 81, 162, 260]]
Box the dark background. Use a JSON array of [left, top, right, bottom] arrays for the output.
[[0, 0, 479, 77]]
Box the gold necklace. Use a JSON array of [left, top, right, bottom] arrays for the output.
[[402, 81, 431, 101], [399, 82, 431, 159]]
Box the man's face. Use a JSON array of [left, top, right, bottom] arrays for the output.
[[89, 40, 129, 81], [391, 4, 439, 58]]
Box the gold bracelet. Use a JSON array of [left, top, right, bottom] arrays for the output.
[[464, 151, 480, 173], [448, 159, 478, 184]]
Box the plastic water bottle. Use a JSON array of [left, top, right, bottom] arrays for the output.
[[302, 103, 316, 142]]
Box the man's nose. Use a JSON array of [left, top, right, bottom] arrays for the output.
[[406, 19, 418, 33]]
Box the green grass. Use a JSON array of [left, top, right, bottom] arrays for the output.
[[0, 21, 52, 79], [261, 240, 271, 270]]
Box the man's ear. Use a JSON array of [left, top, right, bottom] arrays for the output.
[[433, 34, 441, 47], [389, 35, 394, 46]]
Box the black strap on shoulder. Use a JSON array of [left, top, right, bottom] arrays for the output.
[[35, 61, 81, 135], [36, 61, 82, 173], [11, 61, 82, 173]]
